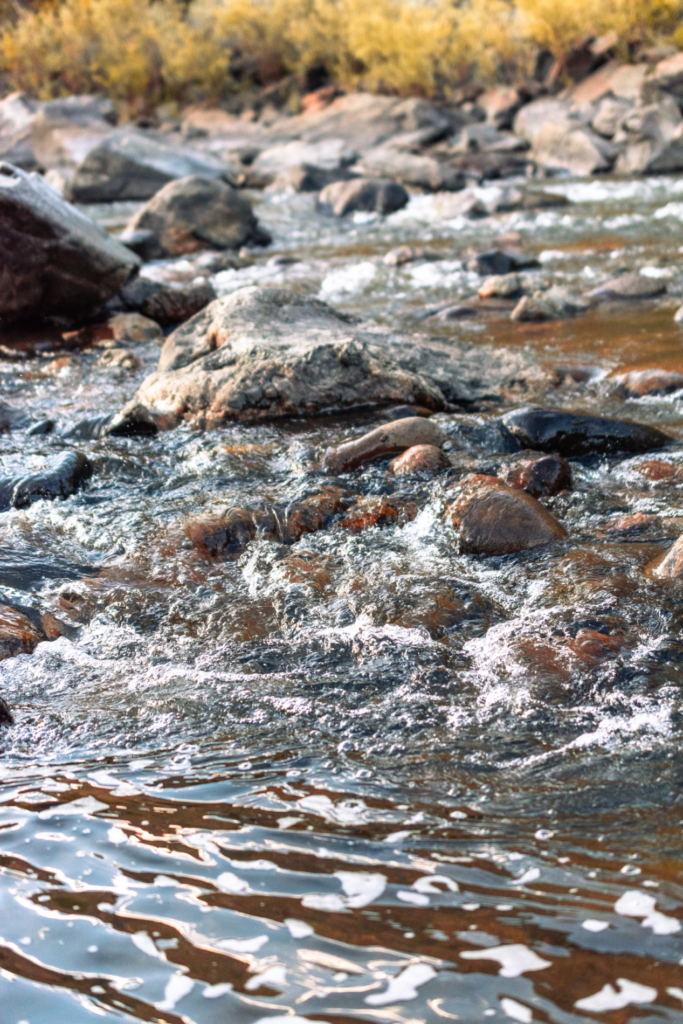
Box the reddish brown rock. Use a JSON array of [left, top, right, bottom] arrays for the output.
[[323, 417, 444, 474], [448, 474, 566, 555], [186, 509, 256, 560], [613, 368, 683, 397], [637, 459, 681, 481], [285, 487, 352, 541], [598, 512, 661, 536], [0, 604, 46, 660], [500, 451, 571, 497], [647, 533, 683, 578], [389, 444, 450, 476], [337, 496, 417, 533]]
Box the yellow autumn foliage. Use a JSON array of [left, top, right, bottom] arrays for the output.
[[1, 0, 683, 108]]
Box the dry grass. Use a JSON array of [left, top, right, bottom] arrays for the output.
[[1, 0, 683, 109]]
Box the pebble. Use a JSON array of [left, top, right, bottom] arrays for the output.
[[448, 474, 567, 556], [323, 417, 444, 474], [389, 444, 451, 476], [500, 407, 672, 458], [500, 451, 571, 497]]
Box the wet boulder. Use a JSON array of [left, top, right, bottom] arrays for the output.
[[323, 417, 444, 474], [124, 287, 547, 429], [587, 271, 667, 300], [124, 176, 266, 260], [389, 444, 451, 476], [612, 368, 683, 397], [186, 509, 257, 560], [354, 147, 465, 191], [0, 602, 46, 661], [108, 312, 163, 343], [0, 695, 12, 725], [0, 162, 140, 322], [318, 178, 409, 217], [500, 450, 572, 497], [500, 407, 672, 458], [68, 129, 232, 202], [249, 138, 358, 187], [337, 495, 417, 532], [0, 451, 92, 510], [285, 487, 354, 541], [466, 249, 537, 275], [478, 273, 524, 299], [448, 474, 566, 556], [116, 274, 216, 325], [648, 532, 683, 578]]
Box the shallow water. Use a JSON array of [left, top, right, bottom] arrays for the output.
[[1, 174, 683, 1023]]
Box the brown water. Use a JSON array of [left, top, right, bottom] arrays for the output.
[[1, 175, 683, 1024]]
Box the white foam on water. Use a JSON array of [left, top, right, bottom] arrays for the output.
[[575, 978, 657, 1012], [655, 202, 683, 220], [501, 997, 533, 1022], [285, 919, 314, 938], [460, 944, 551, 978], [38, 796, 107, 820], [513, 868, 540, 886], [334, 870, 386, 907], [397, 890, 430, 906], [203, 982, 233, 998], [131, 932, 163, 960], [302, 893, 346, 911], [319, 261, 376, 298], [245, 965, 287, 990], [107, 826, 127, 846], [215, 935, 269, 953], [156, 974, 194, 1011], [581, 919, 609, 932], [216, 872, 251, 895], [668, 987, 683, 1003], [615, 890, 681, 934], [365, 963, 437, 1006], [413, 875, 459, 895]]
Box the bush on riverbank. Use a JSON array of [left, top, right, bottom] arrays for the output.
[[1, 0, 683, 108]]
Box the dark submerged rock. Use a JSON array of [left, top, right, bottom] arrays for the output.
[[500, 450, 572, 497], [0, 451, 92, 510], [0, 161, 140, 322], [449, 474, 567, 556], [0, 695, 13, 725], [500, 407, 673, 458]]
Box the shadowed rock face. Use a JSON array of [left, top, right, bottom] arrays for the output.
[[0, 161, 140, 321], [124, 287, 548, 429], [500, 407, 673, 458], [448, 474, 567, 556]]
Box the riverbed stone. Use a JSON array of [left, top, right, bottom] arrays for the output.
[[125, 287, 547, 429], [108, 312, 163, 343], [448, 473, 567, 555], [0, 92, 39, 170], [648, 531, 683, 578], [354, 147, 464, 191], [318, 177, 409, 216], [116, 275, 216, 325], [124, 176, 265, 259], [337, 495, 417, 532], [478, 273, 524, 298], [389, 444, 451, 476], [323, 417, 444, 474], [68, 129, 232, 202], [186, 508, 256, 560], [612, 368, 683, 397], [500, 406, 672, 457], [0, 451, 92, 511], [587, 271, 667, 299], [0, 695, 12, 725], [0, 602, 46, 660], [500, 451, 572, 497], [0, 162, 140, 322]]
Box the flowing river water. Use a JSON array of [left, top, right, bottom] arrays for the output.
[[1, 175, 683, 1023]]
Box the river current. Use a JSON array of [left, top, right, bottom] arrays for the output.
[[1, 175, 683, 1023]]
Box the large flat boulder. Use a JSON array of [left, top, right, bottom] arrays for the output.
[[0, 162, 140, 322], [121, 286, 547, 429], [354, 146, 464, 191], [68, 129, 233, 202]]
